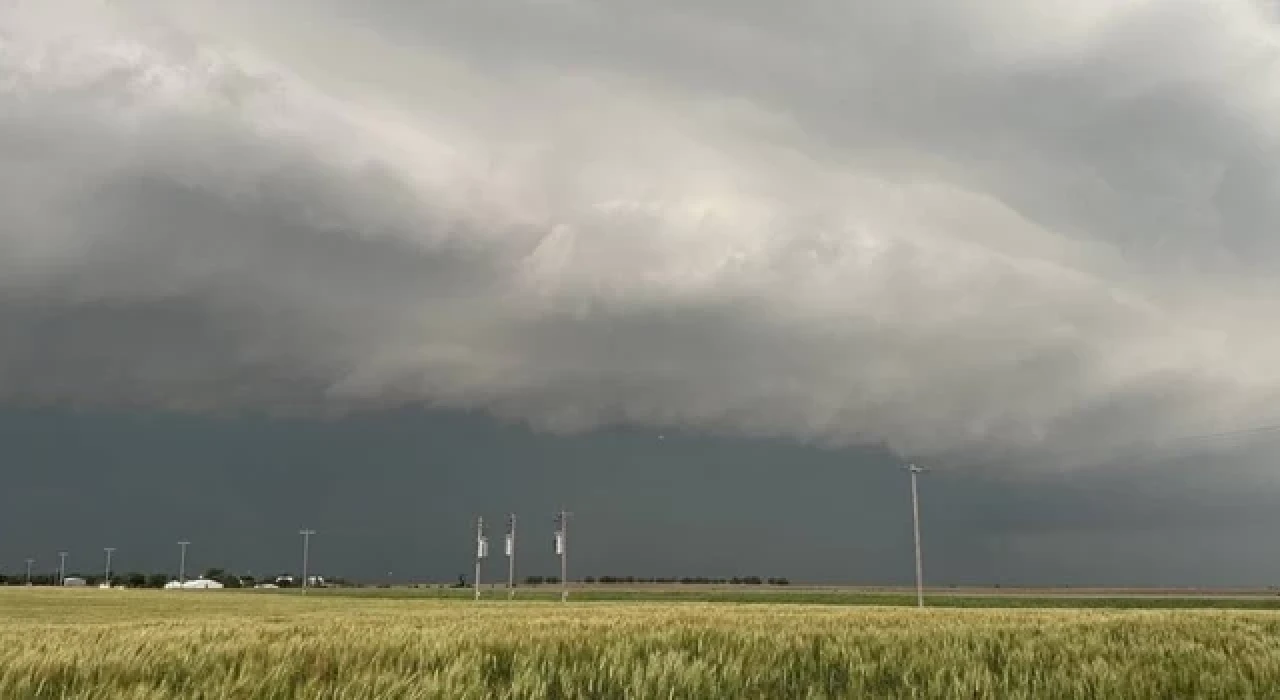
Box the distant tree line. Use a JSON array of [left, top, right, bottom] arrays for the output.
[[522, 575, 789, 586]]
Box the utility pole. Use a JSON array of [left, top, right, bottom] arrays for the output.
[[506, 513, 517, 600], [58, 552, 68, 586], [299, 529, 316, 594], [25, 558, 34, 586], [178, 541, 190, 586], [555, 510, 571, 603], [103, 547, 116, 587], [474, 516, 488, 601], [906, 463, 928, 608]]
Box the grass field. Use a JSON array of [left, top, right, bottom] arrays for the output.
[[300, 584, 1280, 609], [4, 589, 1280, 698]]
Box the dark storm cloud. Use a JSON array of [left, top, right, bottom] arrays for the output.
[[5, 407, 1280, 587], [3, 0, 1280, 463]]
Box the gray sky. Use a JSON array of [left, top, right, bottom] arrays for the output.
[[3, 1, 1280, 584]]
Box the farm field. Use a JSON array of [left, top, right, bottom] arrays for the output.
[[301, 584, 1280, 609], [4, 588, 1280, 699]]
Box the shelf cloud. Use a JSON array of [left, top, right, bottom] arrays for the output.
[[3, 0, 1280, 463]]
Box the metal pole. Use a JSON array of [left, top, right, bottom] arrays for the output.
[[558, 510, 570, 603], [103, 547, 115, 587], [178, 541, 190, 586], [909, 464, 925, 608], [25, 558, 34, 586], [475, 516, 484, 601], [507, 513, 517, 600], [299, 529, 315, 594], [58, 552, 67, 586]]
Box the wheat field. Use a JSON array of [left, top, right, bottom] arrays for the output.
[[3, 588, 1280, 699]]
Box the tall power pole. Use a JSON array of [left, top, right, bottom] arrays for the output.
[[554, 510, 571, 603], [103, 547, 116, 587], [177, 541, 190, 586], [25, 558, 34, 586], [299, 529, 316, 594], [506, 513, 517, 600], [906, 463, 928, 608], [57, 552, 68, 586], [474, 517, 488, 601]]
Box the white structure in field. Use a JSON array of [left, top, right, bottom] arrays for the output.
[[63, 577, 87, 587], [164, 578, 224, 589]]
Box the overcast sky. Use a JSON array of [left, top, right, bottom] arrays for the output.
[[3, 1, 1280, 585]]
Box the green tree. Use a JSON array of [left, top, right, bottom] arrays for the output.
[[147, 573, 171, 589]]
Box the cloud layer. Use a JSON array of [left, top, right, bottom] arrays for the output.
[[3, 0, 1280, 462]]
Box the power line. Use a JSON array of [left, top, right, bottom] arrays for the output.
[[177, 541, 190, 587], [103, 547, 115, 587], [299, 530, 316, 594], [904, 464, 928, 608]]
